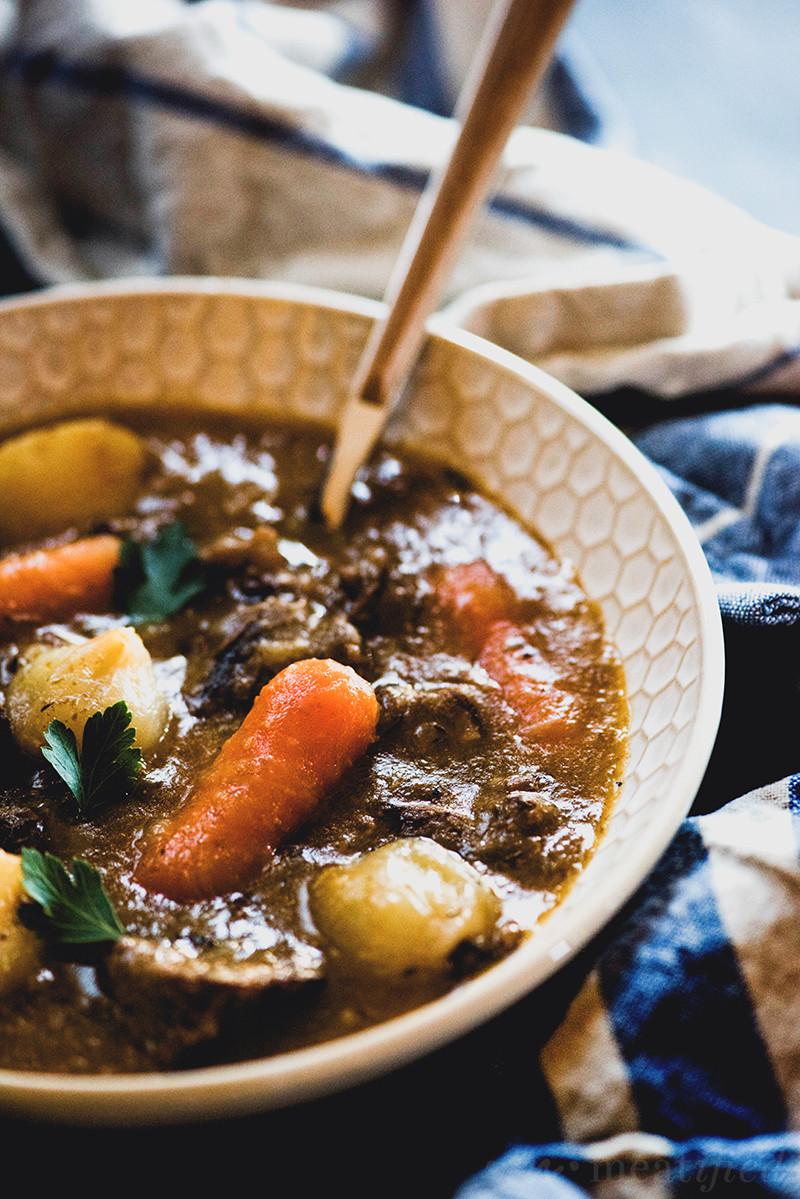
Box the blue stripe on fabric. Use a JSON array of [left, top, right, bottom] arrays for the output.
[[547, 53, 606, 146], [715, 584, 800, 627], [455, 1135, 800, 1198], [488, 193, 654, 252], [454, 1144, 592, 1199], [0, 219, 42, 297], [598, 822, 786, 1137], [671, 1135, 800, 1198], [583, 346, 800, 400], [787, 775, 800, 855], [722, 342, 800, 390], [396, 0, 452, 118], [670, 342, 800, 399], [635, 407, 800, 624], [396, 13, 616, 145], [326, 22, 375, 84], [635, 407, 768, 511], [6, 49, 657, 256]]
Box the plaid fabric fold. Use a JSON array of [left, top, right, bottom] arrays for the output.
[[635, 404, 800, 626], [455, 777, 800, 1197], [2, 0, 800, 400], [455, 1134, 800, 1198]]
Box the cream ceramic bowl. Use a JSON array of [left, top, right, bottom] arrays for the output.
[[0, 279, 724, 1125]]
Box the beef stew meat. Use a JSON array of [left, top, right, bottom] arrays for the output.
[[0, 414, 627, 1074]]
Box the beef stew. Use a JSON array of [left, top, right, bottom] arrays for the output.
[[0, 413, 627, 1074]]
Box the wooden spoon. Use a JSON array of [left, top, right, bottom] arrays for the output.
[[319, 0, 577, 528]]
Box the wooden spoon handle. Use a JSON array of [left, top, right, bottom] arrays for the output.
[[321, 0, 576, 527], [356, 0, 576, 410]]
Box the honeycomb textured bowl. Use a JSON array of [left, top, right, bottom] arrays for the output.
[[0, 279, 724, 1124]]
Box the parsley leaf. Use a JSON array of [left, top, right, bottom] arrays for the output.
[[40, 720, 83, 804], [115, 521, 206, 623], [20, 848, 124, 944], [41, 701, 142, 815]]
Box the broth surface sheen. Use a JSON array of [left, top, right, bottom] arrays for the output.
[[0, 415, 627, 1074]]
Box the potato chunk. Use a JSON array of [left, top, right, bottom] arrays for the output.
[[0, 849, 41, 997], [0, 418, 148, 545], [311, 837, 501, 977], [7, 626, 169, 755]]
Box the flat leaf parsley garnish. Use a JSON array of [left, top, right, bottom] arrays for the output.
[[41, 700, 142, 815], [20, 848, 124, 944], [114, 520, 206, 623]]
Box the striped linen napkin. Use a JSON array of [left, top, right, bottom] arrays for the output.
[[1, 4, 800, 1194], [1, 0, 800, 407], [453, 776, 800, 1197], [636, 406, 800, 626]]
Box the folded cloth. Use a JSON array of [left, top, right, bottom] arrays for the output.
[[455, 1135, 800, 1198], [454, 776, 800, 1197], [634, 405, 800, 626], [1, 0, 800, 398], [1, 3, 800, 1196]]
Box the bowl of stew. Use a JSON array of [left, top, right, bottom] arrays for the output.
[[0, 278, 723, 1123]]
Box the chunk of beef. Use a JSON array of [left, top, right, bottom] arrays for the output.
[[202, 525, 286, 572], [336, 542, 391, 625], [373, 651, 488, 688], [382, 793, 478, 848], [0, 803, 45, 852], [499, 782, 565, 835], [369, 663, 547, 860], [0, 710, 45, 849], [98, 934, 325, 1067], [196, 594, 363, 711], [376, 677, 489, 745], [471, 773, 583, 890], [373, 656, 516, 748]]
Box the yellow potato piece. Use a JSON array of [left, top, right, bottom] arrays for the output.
[[0, 849, 41, 997], [0, 418, 148, 545], [7, 626, 169, 756], [311, 837, 501, 977]]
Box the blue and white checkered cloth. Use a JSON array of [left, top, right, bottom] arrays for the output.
[[456, 1136, 800, 1199], [456, 774, 800, 1197], [2, 3, 800, 1193], [636, 406, 800, 627]]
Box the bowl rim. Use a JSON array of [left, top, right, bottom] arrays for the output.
[[0, 277, 725, 1124]]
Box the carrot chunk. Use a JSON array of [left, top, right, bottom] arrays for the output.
[[479, 620, 584, 743], [433, 560, 518, 656], [135, 658, 380, 901], [0, 535, 121, 624], [434, 561, 584, 743]]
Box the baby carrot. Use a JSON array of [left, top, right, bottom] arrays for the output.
[[479, 620, 583, 743], [434, 562, 583, 742], [0, 534, 121, 624], [433, 560, 518, 656], [135, 658, 380, 901]]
